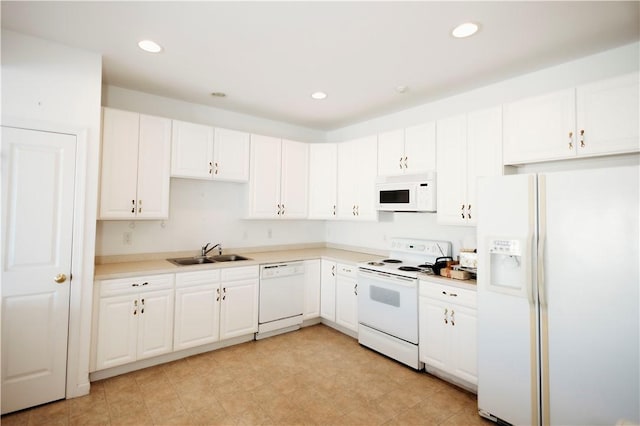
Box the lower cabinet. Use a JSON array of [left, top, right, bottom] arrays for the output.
[[335, 263, 358, 332], [419, 280, 477, 390], [303, 259, 321, 319], [320, 260, 336, 321], [219, 267, 259, 339], [95, 274, 175, 371]]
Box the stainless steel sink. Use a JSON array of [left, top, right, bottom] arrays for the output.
[[167, 257, 215, 266], [208, 254, 251, 262], [167, 254, 251, 266]]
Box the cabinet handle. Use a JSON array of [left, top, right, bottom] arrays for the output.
[[461, 203, 465, 219], [331, 265, 335, 276], [451, 309, 455, 326], [214, 162, 219, 174], [399, 157, 403, 170], [277, 204, 281, 215], [282, 204, 285, 216], [216, 288, 220, 302], [568, 131, 574, 149], [332, 205, 336, 216], [222, 287, 226, 301], [404, 156, 408, 169], [580, 129, 585, 148], [133, 299, 138, 316], [354, 283, 358, 296], [132, 283, 139, 287], [209, 161, 213, 175], [131, 199, 136, 214], [467, 204, 471, 220], [444, 308, 448, 324], [142, 282, 148, 286], [138, 199, 142, 214], [141, 298, 145, 314]]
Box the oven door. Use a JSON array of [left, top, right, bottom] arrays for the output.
[[357, 268, 418, 344]]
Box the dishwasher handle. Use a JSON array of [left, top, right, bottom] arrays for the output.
[[260, 262, 305, 279]]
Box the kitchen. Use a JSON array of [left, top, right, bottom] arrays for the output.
[[1, 2, 639, 425]]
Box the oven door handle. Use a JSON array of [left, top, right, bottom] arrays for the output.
[[358, 268, 417, 286]]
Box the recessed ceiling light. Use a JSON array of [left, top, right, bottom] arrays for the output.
[[311, 91, 328, 100], [451, 22, 479, 38], [211, 92, 227, 98], [138, 39, 163, 53]]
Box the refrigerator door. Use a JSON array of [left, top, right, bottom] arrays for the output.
[[540, 165, 639, 425], [477, 174, 540, 426]]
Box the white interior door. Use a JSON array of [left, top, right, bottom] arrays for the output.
[[1, 126, 76, 414]]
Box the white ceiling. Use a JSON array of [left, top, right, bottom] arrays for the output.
[[2, 1, 639, 130]]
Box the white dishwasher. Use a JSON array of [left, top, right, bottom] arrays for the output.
[[257, 262, 305, 339]]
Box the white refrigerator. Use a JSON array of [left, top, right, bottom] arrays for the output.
[[476, 164, 639, 426]]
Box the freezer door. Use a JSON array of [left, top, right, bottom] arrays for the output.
[[540, 165, 639, 425], [477, 173, 540, 426]]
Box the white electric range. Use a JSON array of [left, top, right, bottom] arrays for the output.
[[357, 238, 452, 369]]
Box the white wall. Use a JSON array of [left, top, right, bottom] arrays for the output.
[[1, 29, 102, 398], [96, 179, 325, 256]]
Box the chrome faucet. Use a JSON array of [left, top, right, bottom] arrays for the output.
[[201, 242, 222, 257]]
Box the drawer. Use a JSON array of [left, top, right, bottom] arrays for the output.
[[100, 274, 174, 297], [221, 265, 259, 282], [336, 263, 357, 278], [419, 281, 476, 308], [175, 269, 220, 288]]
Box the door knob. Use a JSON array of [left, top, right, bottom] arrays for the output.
[[54, 273, 67, 284]]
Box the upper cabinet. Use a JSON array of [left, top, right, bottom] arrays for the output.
[[504, 72, 639, 164], [308, 143, 338, 220], [377, 122, 436, 176], [248, 135, 308, 219], [99, 108, 172, 220], [437, 106, 502, 226], [337, 136, 378, 221], [171, 120, 250, 182]]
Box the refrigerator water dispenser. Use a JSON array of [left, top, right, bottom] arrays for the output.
[[488, 238, 528, 296]]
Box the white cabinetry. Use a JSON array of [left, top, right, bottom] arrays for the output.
[[174, 270, 221, 351], [99, 108, 171, 220], [377, 122, 436, 176], [335, 264, 358, 332], [308, 143, 338, 219], [437, 106, 502, 226], [95, 274, 174, 371], [503, 72, 639, 164], [303, 259, 321, 319], [171, 120, 250, 182], [219, 266, 259, 339], [337, 136, 378, 220], [248, 135, 308, 218], [419, 280, 477, 390], [320, 260, 336, 321]]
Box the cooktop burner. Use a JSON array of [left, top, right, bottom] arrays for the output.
[[382, 259, 402, 264], [398, 266, 422, 272], [417, 264, 432, 269], [367, 261, 385, 266]]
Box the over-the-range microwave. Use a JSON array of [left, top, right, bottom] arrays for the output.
[[374, 172, 436, 212]]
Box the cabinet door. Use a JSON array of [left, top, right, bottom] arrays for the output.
[[248, 134, 282, 218], [353, 135, 378, 221], [213, 128, 250, 182], [95, 294, 138, 370], [336, 140, 358, 219], [99, 108, 139, 219], [320, 260, 336, 321], [137, 289, 174, 360], [419, 297, 449, 371], [377, 129, 405, 176], [136, 114, 172, 219], [335, 276, 358, 332], [503, 89, 576, 164], [219, 279, 259, 340], [280, 139, 309, 218], [466, 107, 503, 225], [450, 304, 478, 385], [405, 122, 436, 174], [303, 260, 321, 320], [308, 143, 337, 219], [171, 120, 214, 179], [174, 284, 221, 351], [576, 73, 640, 157], [437, 114, 468, 225]]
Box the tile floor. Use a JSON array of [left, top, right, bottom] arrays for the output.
[[1, 324, 491, 425]]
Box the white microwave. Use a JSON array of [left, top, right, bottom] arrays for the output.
[[374, 172, 436, 212]]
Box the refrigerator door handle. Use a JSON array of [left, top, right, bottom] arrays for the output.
[[538, 175, 548, 308]]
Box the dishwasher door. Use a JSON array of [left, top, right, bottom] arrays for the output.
[[259, 263, 305, 324]]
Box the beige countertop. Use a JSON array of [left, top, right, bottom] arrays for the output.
[[418, 272, 477, 291], [94, 247, 381, 280]]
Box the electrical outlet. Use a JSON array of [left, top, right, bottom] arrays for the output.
[[123, 232, 132, 245]]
